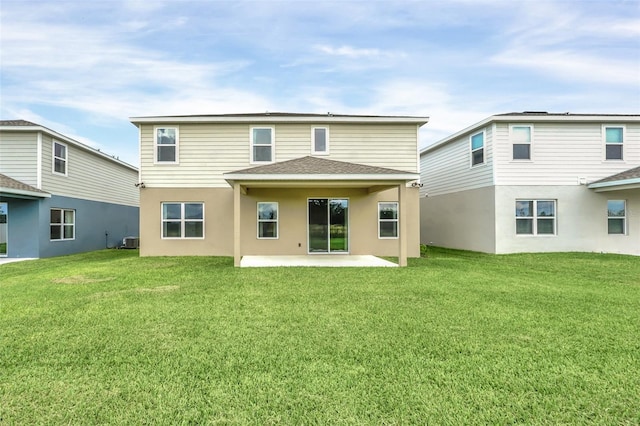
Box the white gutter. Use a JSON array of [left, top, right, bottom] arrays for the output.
[[588, 177, 640, 190], [0, 187, 51, 198]]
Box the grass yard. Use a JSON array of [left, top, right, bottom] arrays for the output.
[[1, 248, 639, 424]]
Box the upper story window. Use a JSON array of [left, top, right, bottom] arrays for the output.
[[511, 125, 532, 160], [251, 127, 274, 163], [607, 200, 626, 235], [604, 126, 624, 160], [312, 127, 329, 155], [155, 127, 178, 163], [257, 202, 278, 239], [470, 131, 484, 166], [53, 141, 68, 175], [516, 200, 556, 235], [161, 202, 204, 239]]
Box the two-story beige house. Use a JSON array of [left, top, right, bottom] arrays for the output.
[[420, 112, 640, 255], [131, 113, 429, 266]]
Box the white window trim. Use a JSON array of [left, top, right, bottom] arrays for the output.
[[257, 202, 279, 239], [607, 199, 627, 235], [515, 199, 557, 236], [603, 124, 625, 162], [250, 126, 275, 164], [378, 202, 399, 239], [509, 124, 534, 161], [161, 202, 205, 239], [50, 208, 75, 241], [154, 126, 179, 164], [311, 126, 330, 155], [470, 130, 485, 167], [52, 141, 68, 176]]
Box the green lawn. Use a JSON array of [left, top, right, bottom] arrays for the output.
[[1, 248, 639, 424]]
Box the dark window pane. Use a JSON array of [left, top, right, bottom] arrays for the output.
[[54, 143, 66, 158], [50, 225, 61, 240], [163, 221, 181, 238], [253, 145, 272, 162], [513, 144, 530, 160], [608, 218, 625, 234], [163, 203, 181, 220], [472, 149, 484, 165], [51, 209, 62, 224], [259, 222, 277, 238], [185, 203, 203, 220], [54, 158, 66, 174], [157, 146, 176, 162], [380, 221, 398, 238], [537, 219, 555, 234], [606, 144, 623, 160], [379, 203, 398, 220], [185, 221, 203, 238], [516, 219, 533, 234]]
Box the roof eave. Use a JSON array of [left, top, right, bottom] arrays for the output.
[[130, 115, 429, 126], [0, 187, 51, 198], [588, 177, 640, 192], [223, 172, 419, 187]]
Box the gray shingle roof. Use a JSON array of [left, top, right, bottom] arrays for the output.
[[227, 156, 413, 176], [0, 120, 38, 126], [590, 166, 640, 185], [0, 173, 50, 196]]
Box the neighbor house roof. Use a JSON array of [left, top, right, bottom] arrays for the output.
[[421, 112, 640, 155], [588, 165, 640, 192], [130, 112, 429, 126], [223, 156, 419, 188], [0, 120, 138, 172], [0, 173, 51, 198]]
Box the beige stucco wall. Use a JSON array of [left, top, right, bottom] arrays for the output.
[[140, 186, 420, 258], [420, 186, 496, 253]]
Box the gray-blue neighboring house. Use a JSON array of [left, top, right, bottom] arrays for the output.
[[0, 120, 139, 259]]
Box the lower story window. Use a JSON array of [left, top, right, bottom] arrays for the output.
[[257, 202, 278, 239], [379, 202, 398, 238], [50, 208, 75, 240], [515, 200, 556, 235], [607, 200, 626, 234], [162, 202, 204, 238]]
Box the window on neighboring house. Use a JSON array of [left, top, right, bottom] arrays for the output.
[[604, 126, 624, 160], [470, 131, 484, 166], [162, 202, 204, 238], [50, 208, 75, 240], [511, 125, 532, 160], [257, 202, 278, 239], [607, 200, 626, 234], [53, 141, 67, 175], [378, 202, 398, 238], [312, 127, 329, 155], [251, 127, 274, 163], [515, 200, 556, 235], [155, 127, 178, 163]]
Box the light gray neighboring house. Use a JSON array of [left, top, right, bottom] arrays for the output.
[[419, 112, 640, 255], [0, 120, 139, 259]]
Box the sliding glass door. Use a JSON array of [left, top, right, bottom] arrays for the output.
[[308, 198, 348, 253]]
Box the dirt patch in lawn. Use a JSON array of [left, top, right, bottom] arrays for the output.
[[88, 285, 180, 300], [52, 275, 116, 284]]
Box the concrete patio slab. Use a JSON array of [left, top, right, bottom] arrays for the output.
[[0, 258, 38, 265], [240, 255, 398, 267]]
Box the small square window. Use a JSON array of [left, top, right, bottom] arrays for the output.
[[161, 202, 204, 238], [515, 200, 556, 236], [50, 208, 75, 240]]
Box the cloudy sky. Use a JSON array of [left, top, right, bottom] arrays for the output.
[[1, 0, 638, 166]]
